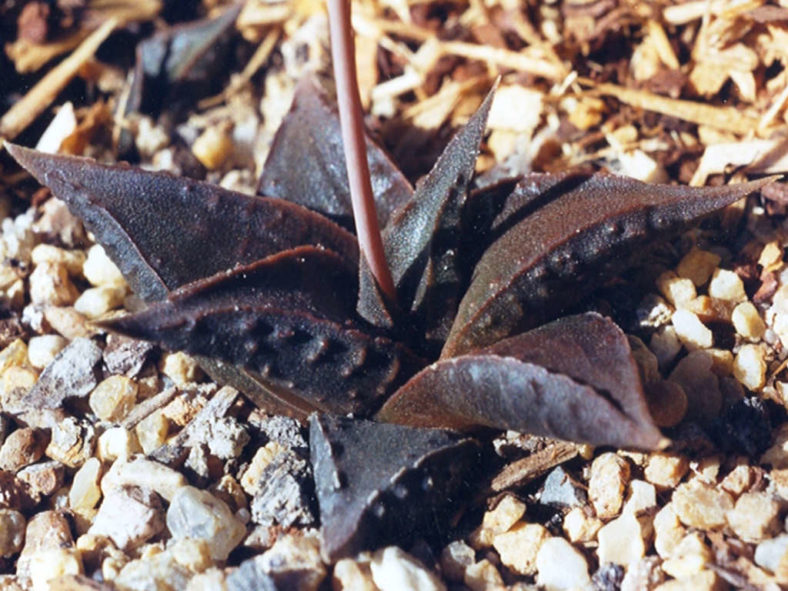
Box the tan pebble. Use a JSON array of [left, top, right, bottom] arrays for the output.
[[333, 558, 378, 590], [83, 245, 125, 288], [1, 366, 37, 405], [0, 428, 47, 471], [0, 339, 28, 375], [42, 306, 94, 339], [240, 442, 285, 496], [589, 452, 630, 519], [30, 244, 85, 276], [29, 547, 83, 591], [97, 427, 142, 462], [46, 418, 96, 468], [733, 343, 767, 391], [463, 559, 504, 591], [185, 567, 228, 591], [649, 326, 682, 368], [760, 424, 788, 469], [535, 537, 591, 591], [708, 268, 746, 302], [623, 480, 657, 515], [671, 482, 732, 529], [439, 540, 475, 582], [470, 495, 526, 548], [645, 380, 687, 428], [0, 509, 25, 557], [102, 457, 186, 502], [732, 301, 766, 340], [492, 521, 549, 576], [668, 351, 721, 421], [27, 334, 67, 369], [17, 510, 74, 577], [671, 308, 713, 349], [597, 511, 652, 566], [170, 537, 213, 573], [4, 278, 24, 309], [661, 532, 712, 578], [16, 461, 64, 501], [258, 531, 325, 591], [726, 492, 781, 542], [688, 455, 721, 484], [621, 556, 665, 591], [645, 453, 689, 489], [719, 464, 758, 497], [657, 271, 697, 308], [160, 351, 203, 386], [69, 457, 102, 512], [192, 125, 233, 171], [654, 570, 723, 591], [653, 504, 686, 559], [684, 295, 735, 324], [677, 248, 721, 286], [759, 240, 783, 269], [29, 262, 79, 306], [562, 507, 602, 543], [135, 409, 169, 455], [73, 286, 126, 319], [89, 375, 138, 422]]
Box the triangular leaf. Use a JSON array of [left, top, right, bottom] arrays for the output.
[[6, 144, 358, 302], [258, 76, 413, 229], [309, 413, 480, 561], [107, 247, 423, 415], [443, 173, 774, 357], [379, 313, 665, 449]]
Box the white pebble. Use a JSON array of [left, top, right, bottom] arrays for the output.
[[370, 546, 446, 591], [536, 537, 591, 591], [83, 245, 126, 288], [27, 335, 67, 369]]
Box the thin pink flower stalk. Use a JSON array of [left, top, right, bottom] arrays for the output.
[[327, 0, 397, 303]]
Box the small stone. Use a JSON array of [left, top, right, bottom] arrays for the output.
[[135, 409, 169, 455], [89, 375, 138, 422], [0, 428, 47, 471], [719, 464, 758, 497], [671, 309, 713, 349], [97, 427, 142, 462], [623, 480, 657, 515], [732, 301, 766, 340], [708, 268, 746, 302], [597, 511, 651, 566], [249, 447, 315, 528], [28, 262, 79, 306], [645, 380, 687, 428], [463, 559, 505, 591], [653, 504, 686, 559], [83, 245, 125, 288], [32, 199, 84, 247], [73, 286, 126, 319], [259, 531, 326, 591], [69, 457, 102, 512], [29, 547, 83, 591], [562, 507, 602, 543], [668, 351, 721, 421], [677, 248, 721, 286], [102, 457, 186, 502], [113, 545, 193, 590], [535, 537, 591, 591], [370, 546, 445, 591], [333, 558, 377, 591], [733, 343, 767, 391], [588, 452, 630, 520], [1, 366, 37, 411], [192, 125, 234, 170], [470, 495, 526, 547], [207, 417, 249, 460], [103, 334, 155, 378], [16, 461, 64, 501], [657, 271, 696, 307], [89, 485, 165, 550], [17, 511, 74, 579], [241, 442, 284, 495], [24, 337, 102, 410], [754, 534, 788, 574], [621, 557, 665, 591], [650, 326, 682, 368], [439, 541, 475, 582], [661, 532, 712, 578], [30, 244, 85, 275], [42, 306, 93, 340], [225, 555, 277, 590], [45, 418, 96, 468], [539, 466, 586, 508], [671, 481, 733, 529], [654, 570, 723, 591], [637, 294, 673, 329], [188, 568, 230, 591], [167, 485, 246, 561], [26, 335, 67, 370], [0, 509, 25, 556], [592, 563, 624, 591], [684, 295, 735, 324], [492, 521, 549, 575], [160, 351, 202, 385], [725, 491, 781, 542], [645, 453, 689, 490], [0, 339, 29, 374], [0, 471, 28, 511]]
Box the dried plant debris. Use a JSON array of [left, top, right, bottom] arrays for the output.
[[3, 1, 788, 589]]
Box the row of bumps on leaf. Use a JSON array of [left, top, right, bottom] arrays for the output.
[[5, 76, 773, 450]]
